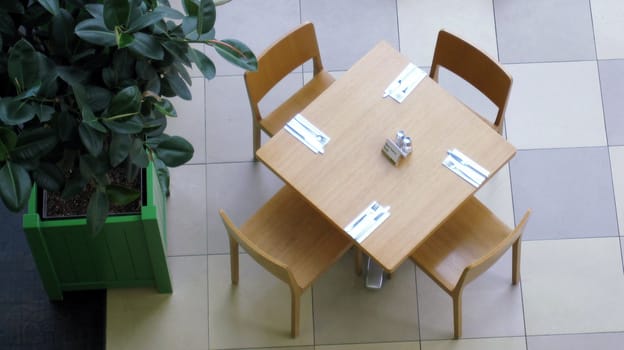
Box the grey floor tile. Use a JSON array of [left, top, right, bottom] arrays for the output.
[[166, 164, 208, 256], [301, 0, 399, 71], [494, 0, 596, 63], [317, 343, 420, 350], [510, 147, 618, 240], [206, 162, 284, 254], [206, 0, 302, 77], [168, 77, 207, 164], [599, 60, 624, 146], [205, 73, 304, 163], [417, 251, 524, 340], [527, 332, 624, 350], [611, 146, 624, 235], [313, 252, 419, 345]]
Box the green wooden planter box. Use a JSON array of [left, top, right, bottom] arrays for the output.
[[22, 162, 172, 300]]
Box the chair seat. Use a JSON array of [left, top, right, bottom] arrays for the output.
[[241, 185, 350, 289], [410, 196, 510, 292], [260, 70, 335, 136]]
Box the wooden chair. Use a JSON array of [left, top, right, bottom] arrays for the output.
[[410, 196, 531, 338], [219, 185, 352, 337], [244, 21, 334, 158], [429, 30, 513, 134]]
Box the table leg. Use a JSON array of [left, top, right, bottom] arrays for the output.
[[365, 256, 384, 289]]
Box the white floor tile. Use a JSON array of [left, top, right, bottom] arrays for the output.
[[397, 0, 497, 66], [522, 237, 624, 335], [591, 0, 624, 59], [504, 61, 606, 149], [106, 256, 208, 350], [208, 254, 314, 348], [421, 337, 526, 350]]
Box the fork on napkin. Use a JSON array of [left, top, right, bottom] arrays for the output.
[[344, 201, 391, 243], [284, 113, 330, 154], [442, 148, 490, 187], [384, 63, 427, 103]]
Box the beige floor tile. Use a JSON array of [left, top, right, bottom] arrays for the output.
[[610, 146, 624, 235], [475, 164, 515, 228], [421, 337, 526, 350], [417, 250, 524, 340], [316, 342, 420, 350], [166, 164, 208, 256], [313, 252, 419, 345], [397, 0, 497, 66], [591, 0, 624, 59], [206, 162, 283, 254], [168, 77, 207, 164], [504, 61, 606, 150], [208, 254, 314, 348], [106, 255, 208, 350], [522, 237, 624, 335]]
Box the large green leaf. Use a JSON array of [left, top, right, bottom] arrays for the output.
[[2, 99, 37, 125], [12, 127, 58, 161], [153, 5, 184, 20], [37, 0, 60, 16], [79, 122, 104, 156], [8, 39, 40, 91], [153, 98, 177, 117], [182, 0, 199, 16], [51, 9, 75, 56], [33, 162, 64, 192], [57, 66, 88, 86], [187, 48, 215, 80], [35, 104, 55, 122], [103, 0, 130, 30], [109, 133, 131, 166], [213, 39, 258, 71], [107, 85, 141, 117], [196, 0, 216, 35], [85, 4, 104, 18], [86, 86, 113, 112], [106, 184, 140, 206], [75, 18, 116, 47], [161, 41, 191, 66], [103, 115, 143, 134], [153, 135, 194, 167], [0, 161, 31, 212], [128, 32, 164, 60], [127, 10, 167, 32], [115, 29, 135, 48], [87, 189, 109, 236], [129, 138, 149, 167], [0, 127, 17, 161], [163, 73, 191, 100]]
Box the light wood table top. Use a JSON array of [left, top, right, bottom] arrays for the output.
[[257, 41, 516, 272]]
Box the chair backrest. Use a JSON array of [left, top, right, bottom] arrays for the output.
[[429, 30, 512, 134], [244, 22, 324, 122], [219, 209, 294, 284], [458, 209, 531, 286]]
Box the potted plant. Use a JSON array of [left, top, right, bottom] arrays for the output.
[[0, 0, 256, 299]]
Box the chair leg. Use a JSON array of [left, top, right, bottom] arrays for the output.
[[253, 123, 261, 160], [290, 288, 301, 338], [452, 291, 463, 339], [355, 248, 363, 276], [512, 237, 522, 285], [229, 236, 239, 285]]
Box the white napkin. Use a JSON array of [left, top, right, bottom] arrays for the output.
[[284, 114, 330, 154], [384, 63, 427, 103], [344, 201, 391, 243], [442, 148, 490, 187]]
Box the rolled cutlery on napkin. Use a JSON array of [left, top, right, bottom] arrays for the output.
[[284, 114, 330, 154], [345, 201, 391, 243], [383, 63, 427, 103], [443, 149, 490, 187]]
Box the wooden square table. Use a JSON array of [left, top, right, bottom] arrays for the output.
[[256, 41, 516, 273]]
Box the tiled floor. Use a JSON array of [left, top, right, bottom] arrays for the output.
[[104, 1, 624, 349]]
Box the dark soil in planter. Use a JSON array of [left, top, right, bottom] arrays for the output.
[[42, 167, 145, 219]]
